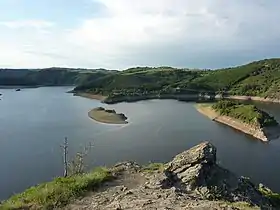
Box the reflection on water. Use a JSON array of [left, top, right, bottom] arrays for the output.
[[1, 87, 280, 200]]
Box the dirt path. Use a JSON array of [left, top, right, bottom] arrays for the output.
[[64, 171, 252, 210]]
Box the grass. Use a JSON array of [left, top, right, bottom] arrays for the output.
[[142, 163, 165, 172], [259, 186, 280, 207], [212, 100, 278, 127], [0, 167, 112, 209]]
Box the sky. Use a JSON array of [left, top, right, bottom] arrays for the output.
[[0, 0, 280, 70]]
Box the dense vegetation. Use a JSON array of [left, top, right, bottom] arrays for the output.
[[212, 100, 278, 128], [229, 59, 280, 97], [4, 58, 280, 100], [73, 58, 280, 102], [0, 168, 112, 209], [0, 68, 116, 86], [75, 68, 205, 94]]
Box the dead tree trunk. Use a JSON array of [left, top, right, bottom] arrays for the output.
[[61, 137, 68, 177]]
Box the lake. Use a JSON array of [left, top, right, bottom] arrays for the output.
[[1, 87, 280, 200]]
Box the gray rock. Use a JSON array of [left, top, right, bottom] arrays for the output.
[[65, 142, 275, 210], [163, 142, 271, 207]]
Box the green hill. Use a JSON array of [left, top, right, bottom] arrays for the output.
[[75, 68, 203, 95], [212, 100, 278, 128], [189, 58, 280, 97], [0, 68, 116, 86], [229, 59, 280, 97], [73, 58, 280, 100], [3, 58, 280, 100]]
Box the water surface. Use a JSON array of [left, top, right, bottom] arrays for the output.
[[1, 87, 280, 200]]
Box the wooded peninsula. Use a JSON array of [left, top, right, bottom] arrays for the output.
[[196, 101, 280, 141]]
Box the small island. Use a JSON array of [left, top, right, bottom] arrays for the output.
[[88, 107, 128, 124], [196, 100, 280, 141]]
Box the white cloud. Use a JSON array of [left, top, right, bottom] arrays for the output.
[[66, 0, 236, 67], [0, 0, 280, 69]]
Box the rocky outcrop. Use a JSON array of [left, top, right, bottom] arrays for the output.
[[66, 142, 276, 210], [162, 142, 271, 206]]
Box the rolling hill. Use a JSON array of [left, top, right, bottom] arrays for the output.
[[3, 58, 280, 100], [0, 67, 116, 87], [74, 58, 280, 100]]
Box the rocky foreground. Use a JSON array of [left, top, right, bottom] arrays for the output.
[[65, 142, 277, 210]]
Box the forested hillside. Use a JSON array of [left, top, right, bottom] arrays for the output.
[[74, 58, 280, 99], [3, 58, 280, 99], [0, 68, 116, 86]]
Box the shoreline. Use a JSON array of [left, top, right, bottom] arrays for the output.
[[221, 95, 280, 104], [195, 104, 280, 142], [73, 92, 107, 101], [0, 85, 39, 89], [88, 107, 128, 125], [104, 94, 202, 104], [74, 91, 280, 105], [73, 91, 209, 104]]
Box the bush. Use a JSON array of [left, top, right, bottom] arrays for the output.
[[105, 109, 116, 114], [142, 163, 165, 172], [95, 107, 105, 111]]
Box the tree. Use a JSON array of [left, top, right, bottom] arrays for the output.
[[61, 137, 68, 177], [61, 138, 93, 177]]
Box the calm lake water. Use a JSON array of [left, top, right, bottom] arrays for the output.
[[1, 87, 280, 200]]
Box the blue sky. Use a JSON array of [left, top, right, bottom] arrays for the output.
[[0, 0, 280, 69], [0, 0, 105, 27]]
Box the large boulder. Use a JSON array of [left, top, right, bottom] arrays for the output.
[[155, 142, 272, 207]]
